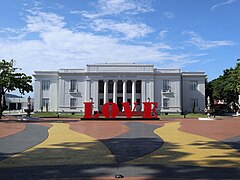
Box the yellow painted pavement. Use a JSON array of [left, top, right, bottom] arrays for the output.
[[0, 123, 115, 168], [128, 122, 240, 167]]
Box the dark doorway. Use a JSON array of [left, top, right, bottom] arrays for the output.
[[117, 97, 123, 111], [9, 103, 16, 110], [17, 103, 22, 110]]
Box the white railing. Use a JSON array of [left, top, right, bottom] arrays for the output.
[[155, 69, 181, 73], [69, 89, 79, 93], [161, 89, 173, 93], [59, 69, 85, 73]]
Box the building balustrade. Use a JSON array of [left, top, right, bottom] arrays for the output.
[[161, 89, 173, 94], [69, 89, 79, 93]]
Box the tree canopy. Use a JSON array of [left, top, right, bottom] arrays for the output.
[[0, 59, 33, 118], [207, 59, 240, 107]]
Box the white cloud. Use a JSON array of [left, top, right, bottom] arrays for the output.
[[70, 0, 154, 40], [92, 19, 154, 39], [0, 10, 204, 77], [0, 27, 28, 40], [80, 0, 154, 18], [211, 0, 237, 10], [184, 31, 236, 50], [26, 11, 66, 33], [159, 30, 168, 39]]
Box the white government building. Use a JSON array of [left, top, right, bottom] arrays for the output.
[[33, 63, 206, 114]]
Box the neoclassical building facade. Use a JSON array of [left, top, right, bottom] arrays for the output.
[[33, 63, 206, 114]]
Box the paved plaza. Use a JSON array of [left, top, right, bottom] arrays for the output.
[[0, 117, 239, 179]]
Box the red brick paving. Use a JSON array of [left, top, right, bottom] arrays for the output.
[[0, 117, 239, 179], [0, 116, 53, 137], [178, 118, 240, 140], [1, 117, 239, 142], [0, 122, 26, 138], [69, 121, 129, 139]]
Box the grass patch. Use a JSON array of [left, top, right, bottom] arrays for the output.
[[159, 113, 207, 119], [32, 112, 207, 119], [32, 112, 83, 118]]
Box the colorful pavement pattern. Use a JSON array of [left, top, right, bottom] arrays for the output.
[[0, 117, 239, 179]]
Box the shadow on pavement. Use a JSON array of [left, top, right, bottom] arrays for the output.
[[0, 139, 239, 179], [0, 164, 239, 179], [0, 121, 239, 179]]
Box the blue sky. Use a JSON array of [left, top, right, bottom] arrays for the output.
[[0, 0, 239, 81]]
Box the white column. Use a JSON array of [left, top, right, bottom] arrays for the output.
[[123, 80, 127, 103], [149, 80, 154, 102], [92, 80, 99, 111], [104, 80, 108, 104], [132, 80, 136, 110], [85, 80, 91, 102], [141, 80, 146, 111], [113, 80, 117, 103]]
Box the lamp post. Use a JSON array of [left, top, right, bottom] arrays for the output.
[[26, 96, 31, 117], [18, 97, 20, 113], [207, 96, 211, 118], [237, 95, 240, 116]]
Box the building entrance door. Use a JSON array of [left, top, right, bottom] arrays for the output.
[[117, 97, 123, 111]]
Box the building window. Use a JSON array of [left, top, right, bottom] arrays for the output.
[[70, 80, 77, 91], [136, 80, 141, 93], [127, 81, 132, 93], [9, 103, 17, 110], [189, 81, 198, 91], [70, 98, 77, 108], [136, 98, 141, 105], [17, 103, 22, 110], [42, 98, 49, 106], [163, 80, 170, 92], [108, 80, 113, 93], [99, 99, 104, 105], [42, 98, 49, 111], [163, 98, 169, 109], [117, 81, 123, 93], [99, 80, 104, 93], [42, 80, 50, 90], [190, 98, 198, 107]]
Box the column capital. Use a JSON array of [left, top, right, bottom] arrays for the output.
[[103, 79, 108, 82], [132, 80, 137, 83]]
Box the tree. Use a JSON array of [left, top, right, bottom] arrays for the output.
[[234, 59, 240, 95], [0, 59, 33, 119], [208, 59, 240, 111], [234, 59, 240, 113]]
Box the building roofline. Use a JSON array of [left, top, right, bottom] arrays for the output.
[[182, 72, 206, 76], [32, 64, 206, 77], [87, 63, 154, 66]]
